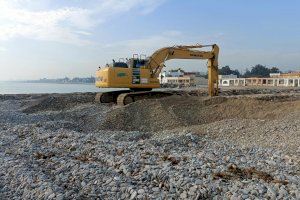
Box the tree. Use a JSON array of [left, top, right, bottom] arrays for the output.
[[233, 69, 241, 77], [219, 66, 232, 75], [219, 66, 241, 77], [243, 68, 251, 78], [249, 64, 270, 77], [269, 67, 280, 73], [242, 65, 281, 77]]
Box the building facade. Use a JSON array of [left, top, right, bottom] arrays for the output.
[[159, 69, 208, 87], [161, 76, 193, 86], [219, 72, 300, 87]]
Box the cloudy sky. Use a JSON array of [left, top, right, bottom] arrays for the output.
[[0, 0, 299, 80]]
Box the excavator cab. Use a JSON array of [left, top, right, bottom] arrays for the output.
[[112, 58, 128, 68], [127, 54, 148, 68]]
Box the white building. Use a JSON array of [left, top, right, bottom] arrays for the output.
[[219, 72, 300, 87], [159, 69, 208, 87], [161, 68, 185, 78], [161, 76, 193, 86], [218, 74, 246, 86]]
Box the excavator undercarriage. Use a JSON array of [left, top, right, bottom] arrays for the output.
[[95, 90, 175, 106]]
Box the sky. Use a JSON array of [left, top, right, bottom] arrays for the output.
[[0, 0, 299, 80]]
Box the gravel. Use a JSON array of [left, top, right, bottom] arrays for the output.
[[0, 89, 299, 199]]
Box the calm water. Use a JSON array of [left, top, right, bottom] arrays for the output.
[[0, 81, 119, 94]]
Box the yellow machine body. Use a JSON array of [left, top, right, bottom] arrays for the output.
[[95, 67, 160, 89]]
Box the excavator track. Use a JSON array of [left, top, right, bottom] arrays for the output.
[[117, 91, 174, 106], [95, 90, 131, 103]]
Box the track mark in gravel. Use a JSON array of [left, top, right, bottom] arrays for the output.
[[213, 164, 289, 184]]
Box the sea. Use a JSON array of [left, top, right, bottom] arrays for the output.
[[0, 81, 119, 94]]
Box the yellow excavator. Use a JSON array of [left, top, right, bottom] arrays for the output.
[[95, 44, 219, 105]]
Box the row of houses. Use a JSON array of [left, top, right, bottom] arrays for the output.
[[159, 69, 207, 87], [219, 72, 300, 87], [159, 68, 300, 88]]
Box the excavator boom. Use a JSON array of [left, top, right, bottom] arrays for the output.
[[146, 44, 219, 96]]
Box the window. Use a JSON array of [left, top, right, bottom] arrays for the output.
[[279, 79, 284, 84]]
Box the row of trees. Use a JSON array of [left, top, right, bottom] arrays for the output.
[[219, 65, 281, 78]]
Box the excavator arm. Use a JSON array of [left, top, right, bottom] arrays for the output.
[[145, 44, 219, 96]]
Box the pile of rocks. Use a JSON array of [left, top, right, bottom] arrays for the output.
[[1, 126, 299, 199], [0, 91, 299, 199]]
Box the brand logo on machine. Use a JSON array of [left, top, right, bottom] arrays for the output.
[[190, 54, 203, 57], [117, 72, 127, 77]]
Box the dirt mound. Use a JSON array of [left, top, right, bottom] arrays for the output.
[[100, 94, 300, 132], [22, 93, 96, 113], [0, 94, 33, 101]]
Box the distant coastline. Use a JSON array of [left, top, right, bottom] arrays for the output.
[[10, 76, 96, 85]]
